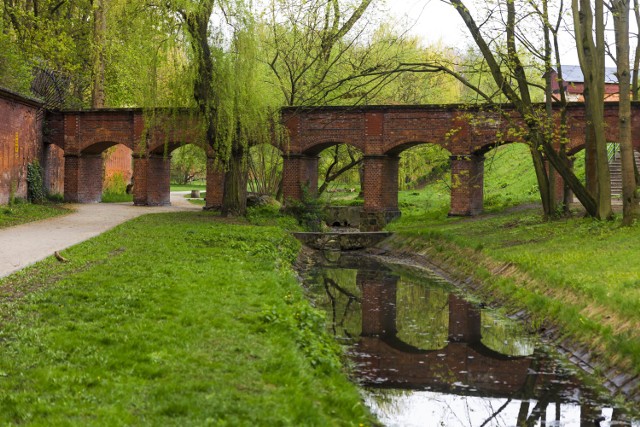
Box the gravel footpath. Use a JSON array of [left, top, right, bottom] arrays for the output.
[[0, 192, 200, 278]]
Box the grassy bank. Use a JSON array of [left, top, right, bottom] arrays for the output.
[[0, 201, 71, 228], [0, 211, 373, 425], [387, 206, 640, 388]]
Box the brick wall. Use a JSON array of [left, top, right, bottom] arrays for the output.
[[103, 144, 133, 184], [0, 88, 45, 204], [205, 158, 224, 210]]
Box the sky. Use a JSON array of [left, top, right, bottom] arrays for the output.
[[384, 0, 624, 68]]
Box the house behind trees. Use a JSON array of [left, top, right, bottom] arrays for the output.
[[549, 65, 620, 102]]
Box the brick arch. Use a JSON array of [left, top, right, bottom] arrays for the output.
[[81, 140, 126, 155], [301, 139, 364, 156], [148, 140, 212, 156], [384, 140, 451, 157]]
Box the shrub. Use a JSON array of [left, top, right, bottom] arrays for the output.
[[26, 160, 46, 204]]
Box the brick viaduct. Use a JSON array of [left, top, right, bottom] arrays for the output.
[[5, 84, 640, 229], [44, 109, 227, 209], [281, 104, 640, 230]]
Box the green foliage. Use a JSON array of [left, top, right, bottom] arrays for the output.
[[171, 145, 207, 185], [0, 27, 31, 93], [0, 213, 373, 425], [26, 161, 46, 204], [260, 297, 342, 373], [285, 186, 325, 231], [102, 172, 133, 203], [398, 145, 451, 191], [246, 205, 300, 229], [483, 144, 540, 210]]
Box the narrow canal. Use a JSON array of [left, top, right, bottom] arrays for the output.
[[299, 254, 640, 427]]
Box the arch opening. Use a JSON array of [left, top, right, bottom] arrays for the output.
[[163, 143, 208, 207], [313, 142, 364, 208], [102, 144, 134, 203], [248, 143, 283, 200], [64, 141, 133, 204], [483, 143, 538, 212], [388, 142, 452, 218]]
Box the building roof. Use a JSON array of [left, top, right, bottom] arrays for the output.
[[560, 65, 618, 84]]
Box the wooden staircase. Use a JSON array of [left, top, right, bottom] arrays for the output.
[[609, 150, 640, 196]]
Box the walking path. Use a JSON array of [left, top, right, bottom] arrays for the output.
[[0, 192, 200, 279]]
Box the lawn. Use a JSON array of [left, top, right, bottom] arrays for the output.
[[0, 211, 373, 426], [0, 201, 71, 229]]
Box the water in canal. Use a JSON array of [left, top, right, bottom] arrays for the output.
[[300, 254, 640, 427]]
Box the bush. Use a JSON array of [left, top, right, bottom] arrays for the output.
[[27, 160, 46, 204], [102, 172, 133, 203], [284, 186, 325, 231]]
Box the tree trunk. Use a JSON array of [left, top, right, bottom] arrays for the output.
[[91, 0, 106, 108], [633, 0, 640, 101], [612, 0, 640, 225], [221, 143, 248, 217], [572, 0, 612, 219]]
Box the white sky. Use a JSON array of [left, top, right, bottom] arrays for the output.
[[385, 0, 628, 68]]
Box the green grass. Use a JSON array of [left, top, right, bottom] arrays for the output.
[[170, 183, 206, 192], [0, 212, 372, 426], [101, 192, 133, 203], [0, 201, 71, 229]]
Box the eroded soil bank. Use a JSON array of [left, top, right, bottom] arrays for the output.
[[367, 233, 640, 407]]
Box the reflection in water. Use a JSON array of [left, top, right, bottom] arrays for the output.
[[302, 260, 639, 427]]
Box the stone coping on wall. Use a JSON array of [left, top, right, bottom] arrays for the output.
[[0, 87, 43, 109], [281, 101, 640, 115]]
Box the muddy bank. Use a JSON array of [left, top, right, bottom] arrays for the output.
[[365, 233, 640, 406]]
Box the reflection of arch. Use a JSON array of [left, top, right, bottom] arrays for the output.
[[353, 269, 568, 399]]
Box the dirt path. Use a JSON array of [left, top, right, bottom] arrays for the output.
[[0, 192, 200, 278]]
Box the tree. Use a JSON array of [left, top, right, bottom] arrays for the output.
[[610, 0, 640, 224], [171, 144, 207, 185], [91, 0, 107, 108], [406, 0, 610, 217], [429, 0, 601, 218], [572, 0, 613, 219]]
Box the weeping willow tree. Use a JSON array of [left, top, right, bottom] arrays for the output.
[[175, 0, 282, 216]]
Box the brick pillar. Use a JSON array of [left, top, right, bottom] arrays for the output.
[[281, 154, 319, 204], [545, 159, 565, 205], [146, 154, 171, 206], [63, 154, 103, 203], [360, 155, 401, 231], [43, 144, 64, 196], [448, 294, 481, 344], [449, 154, 484, 216], [358, 270, 398, 337], [132, 155, 148, 206], [205, 157, 224, 210]]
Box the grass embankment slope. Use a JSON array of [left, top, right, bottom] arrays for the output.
[[0, 201, 70, 229], [386, 145, 640, 392], [0, 210, 373, 426]]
